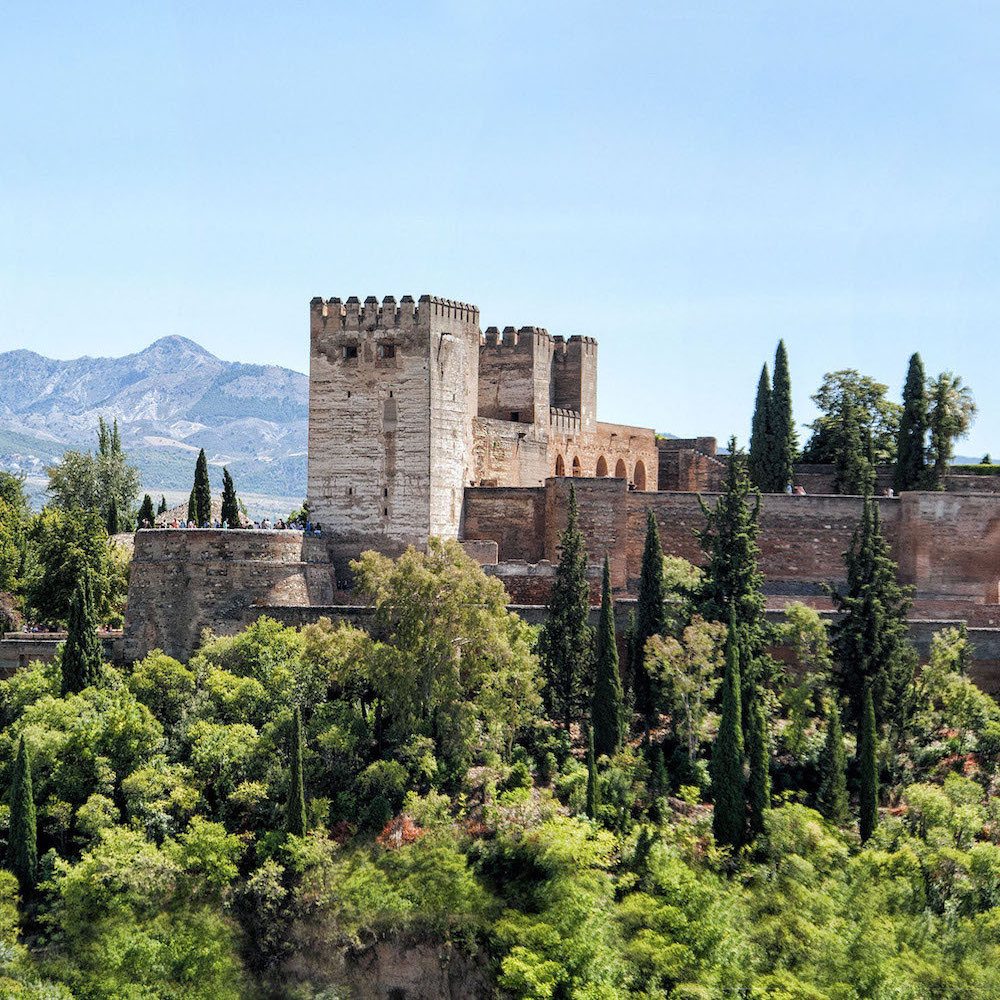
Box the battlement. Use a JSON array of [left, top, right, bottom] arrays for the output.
[[310, 294, 478, 335], [552, 334, 598, 356], [481, 325, 552, 352]]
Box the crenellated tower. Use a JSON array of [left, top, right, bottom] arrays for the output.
[[308, 294, 480, 568]]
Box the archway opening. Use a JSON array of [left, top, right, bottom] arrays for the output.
[[596, 456, 608, 477], [634, 460, 647, 491], [555, 454, 565, 476], [572, 456, 582, 477], [615, 458, 627, 478]]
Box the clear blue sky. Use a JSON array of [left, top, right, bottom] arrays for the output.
[[3, 2, 999, 455]]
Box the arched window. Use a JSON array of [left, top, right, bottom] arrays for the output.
[[634, 460, 647, 491], [596, 456, 608, 477], [555, 454, 565, 476], [615, 458, 627, 478], [572, 456, 582, 477]]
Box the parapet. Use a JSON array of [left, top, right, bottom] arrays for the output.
[[310, 294, 478, 336], [552, 334, 598, 357], [480, 325, 553, 353]]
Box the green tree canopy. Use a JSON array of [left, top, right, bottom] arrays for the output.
[[894, 352, 929, 492], [220, 467, 240, 528], [592, 555, 625, 757], [61, 573, 103, 696], [697, 439, 766, 671], [193, 449, 212, 526], [928, 371, 977, 484], [748, 363, 771, 491], [46, 417, 140, 531], [24, 507, 112, 625], [8, 735, 37, 897], [802, 369, 901, 468], [538, 486, 593, 731], [138, 493, 156, 527], [768, 340, 795, 491], [711, 622, 745, 848], [832, 498, 915, 732]]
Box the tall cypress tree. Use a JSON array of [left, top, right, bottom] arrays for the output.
[[832, 497, 915, 731], [858, 686, 878, 843], [220, 467, 240, 528], [711, 621, 745, 848], [286, 706, 307, 837], [539, 485, 593, 730], [748, 364, 772, 490], [585, 725, 601, 820], [193, 449, 212, 526], [9, 735, 37, 898], [157, 495, 168, 515], [894, 353, 929, 493], [769, 340, 795, 492], [187, 485, 197, 525], [834, 398, 874, 495], [138, 494, 155, 527], [817, 697, 849, 825], [61, 575, 102, 696], [106, 497, 120, 535], [634, 511, 665, 729], [698, 439, 766, 675], [746, 690, 770, 837], [592, 555, 625, 757]]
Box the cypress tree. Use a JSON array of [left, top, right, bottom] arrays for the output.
[[585, 726, 600, 820], [539, 485, 593, 730], [711, 621, 745, 847], [592, 554, 625, 757], [748, 364, 771, 490], [698, 439, 767, 676], [634, 510, 665, 728], [157, 495, 168, 515], [858, 686, 878, 843], [769, 340, 795, 492], [894, 353, 929, 493], [832, 497, 915, 731], [817, 697, 849, 825], [746, 690, 770, 837], [106, 497, 119, 535], [834, 398, 874, 495], [61, 575, 102, 696], [138, 494, 155, 527], [187, 485, 197, 525], [9, 735, 37, 898], [286, 706, 307, 837], [194, 449, 212, 526], [220, 467, 240, 528]]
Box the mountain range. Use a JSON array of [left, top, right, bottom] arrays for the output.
[[0, 336, 308, 513]]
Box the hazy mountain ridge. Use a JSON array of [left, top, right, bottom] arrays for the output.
[[0, 336, 308, 505]]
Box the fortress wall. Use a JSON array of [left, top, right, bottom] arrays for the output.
[[626, 492, 902, 590], [123, 530, 335, 662], [543, 477, 632, 589], [472, 418, 551, 487], [897, 492, 1000, 600], [462, 487, 547, 562]]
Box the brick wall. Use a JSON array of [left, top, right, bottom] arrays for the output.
[[461, 487, 547, 562]]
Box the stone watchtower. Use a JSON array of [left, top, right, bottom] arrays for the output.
[[307, 295, 481, 572]]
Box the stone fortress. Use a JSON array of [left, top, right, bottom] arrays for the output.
[[122, 292, 1000, 689]]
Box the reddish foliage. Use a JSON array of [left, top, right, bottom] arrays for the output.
[[377, 815, 424, 849], [329, 820, 357, 845]]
